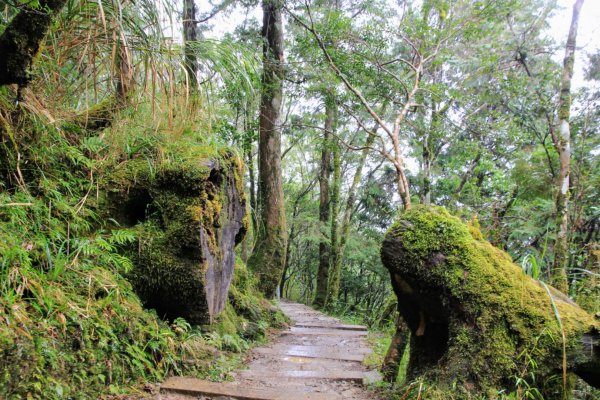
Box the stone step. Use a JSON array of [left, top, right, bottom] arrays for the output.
[[293, 323, 368, 331], [237, 369, 369, 383], [253, 345, 370, 362], [284, 327, 368, 336], [160, 377, 340, 400]]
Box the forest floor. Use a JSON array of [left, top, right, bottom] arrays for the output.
[[158, 300, 382, 400]]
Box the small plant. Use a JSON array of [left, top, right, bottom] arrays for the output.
[[203, 331, 250, 353], [498, 331, 551, 400], [520, 226, 550, 280]]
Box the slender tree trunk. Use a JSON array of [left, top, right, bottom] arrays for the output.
[[280, 215, 296, 296], [421, 100, 441, 205], [396, 165, 411, 210], [314, 96, 333, 308], [248, 0, 287, 298], [183, 0, 198, 89], [241, 112, 255, 263], [551, 0, 584, 293], [328, 129, 377, 305], [243, 113, 257, 236], [327, 101, 342, 301], [422, 139, 431, 205], [115, 35, 132, 101]]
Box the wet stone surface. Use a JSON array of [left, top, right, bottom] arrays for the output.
[[159, 301, 381, 400]]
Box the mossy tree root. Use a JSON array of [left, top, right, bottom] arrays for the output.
[[381, 206, 600, 399]]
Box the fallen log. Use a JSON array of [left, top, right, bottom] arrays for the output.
[[381, 206, 599, 399]]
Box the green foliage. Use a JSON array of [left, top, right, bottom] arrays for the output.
[[0, 83, 280, 399]]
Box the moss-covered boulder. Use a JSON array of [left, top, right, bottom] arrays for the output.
[[381, 206, 599, 399], [106, 148, 247, 325]]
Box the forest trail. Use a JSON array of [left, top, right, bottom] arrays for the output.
[[159, 301, 382, 400]]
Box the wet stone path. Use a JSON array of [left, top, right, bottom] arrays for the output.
[[159, 300, 381, 400]]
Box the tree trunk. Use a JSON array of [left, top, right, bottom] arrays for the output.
[[279, 216, 295, 297], [421, 99, 442, 205], [243, 112, 257, 236], [552, 0, 584, 293], [381, 206, 600, 398], [314, 96, 333, 308], [248, 0, 287, 298], [0, 0, 68, 86], [329, 128, 377, 306], [327, 101, 342, 301], [280, 197, 301, 296], [422, 139, 431, 205], [183, 0, 198, 89], [115, 36, 132, 101]]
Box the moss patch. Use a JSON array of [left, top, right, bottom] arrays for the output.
[[381, 206, 600, 399], [104, 142, 248, 326]]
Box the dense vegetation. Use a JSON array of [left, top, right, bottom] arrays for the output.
[[0, 0, 598, 399]]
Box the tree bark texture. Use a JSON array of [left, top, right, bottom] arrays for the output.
[[115, 36, 132, 101], [183, 0, 199, 89], [381, 206, 599, 398], [0, 0, 68, 86], [248, 0, 287, 298], [552, 0, 584, 293], [327, 100, 342, 301], [314, 96, 333, 308], [331, 130, 377, 305]]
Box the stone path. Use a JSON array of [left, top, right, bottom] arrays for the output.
[[159, 301, 381, 400]]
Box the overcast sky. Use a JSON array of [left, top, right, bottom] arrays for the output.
[[191, 0, 600, 87], [550, 0, 600, 87]]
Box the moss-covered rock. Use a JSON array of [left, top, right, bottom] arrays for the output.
[[106, 147, 247, 325], [381, 206, 600, 399]]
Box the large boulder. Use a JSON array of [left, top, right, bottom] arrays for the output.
[[106, 148, 247, 325], [381, 206, 599, 399]]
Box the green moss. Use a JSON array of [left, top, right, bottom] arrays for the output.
[[383, 206, 599, 398], [102, 138, 249, 326], [247, 223, 287, 298]]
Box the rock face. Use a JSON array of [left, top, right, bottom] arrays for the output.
[[107, 149, 247, 325], [381, 206, 599, 399]]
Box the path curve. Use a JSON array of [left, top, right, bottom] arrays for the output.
[[160, 300, 381, 400]]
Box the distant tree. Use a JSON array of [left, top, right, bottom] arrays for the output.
[[248, 0, 287, 298], [183, 0, 199, 89], [551, 0, 584, 292], [314, 94, 333, 308]]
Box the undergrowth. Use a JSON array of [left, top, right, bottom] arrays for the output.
[[0, 89, 281, 399]]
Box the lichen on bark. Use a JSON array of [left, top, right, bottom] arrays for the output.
[[381, 206, 600, 399]]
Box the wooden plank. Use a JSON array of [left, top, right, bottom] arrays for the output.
[[161, 377, 340, 400]]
